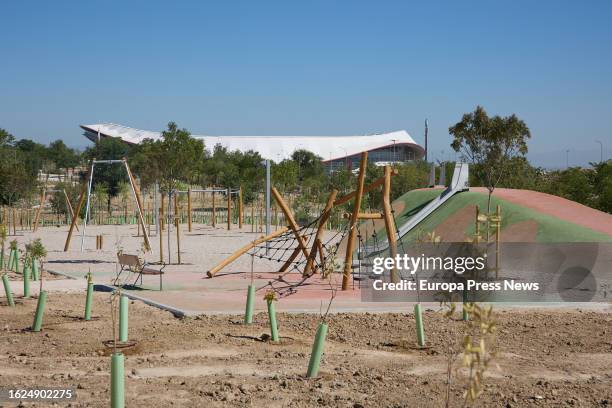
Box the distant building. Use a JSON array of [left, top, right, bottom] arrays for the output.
[[81, 123, 425, 170]]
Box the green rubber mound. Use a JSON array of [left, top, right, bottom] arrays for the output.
[[387, 189, 612, 244]]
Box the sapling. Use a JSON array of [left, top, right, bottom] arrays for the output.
[[28, 239, 47, 332]]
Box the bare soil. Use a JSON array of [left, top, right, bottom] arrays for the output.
[[1, 293, 610, 407]]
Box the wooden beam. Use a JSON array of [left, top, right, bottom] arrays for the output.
[[64, 178, 88, 251], [238, 186, 243, 229], [303, 190, 337, 277], [33, 189, 46, 232], [271, 187, 310, 260], [382, 165, 399, 283], [124, 161, 151, 251], [334, 169, 398, 207], [342, 212, 383, 220], [342, 152, 368, 290], [207, 227, 289, 277], [62, 189, 79, 232]]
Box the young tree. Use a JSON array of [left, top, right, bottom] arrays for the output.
[[449, 106, 531, 213]]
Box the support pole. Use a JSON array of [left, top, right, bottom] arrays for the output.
[[63, 189, 78, 232], [238, 186, 243, 229], [206, 227, 289, 277], [342, 152, 368, 290], [33, 189, 46, 232], [414, 303, 426, 346], [174, 195, 181, 264], [271, 188, 309, 260], [227, 188, 231, 230], [80, 162, 95, 251], [303, 190, 337, 277], [382, 166, 399, 283], [187, 187, 192, 232], [124, 161, 151, 250], [212, 191, 216, 228]]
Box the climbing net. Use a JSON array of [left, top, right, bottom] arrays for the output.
[[249, 212, 351, 298]]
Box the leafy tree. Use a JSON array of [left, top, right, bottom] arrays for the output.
[[450, 106, 531, 213], [47, 139, 81, 175]]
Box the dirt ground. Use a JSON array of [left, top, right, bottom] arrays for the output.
[[1, 293, 610, 407]]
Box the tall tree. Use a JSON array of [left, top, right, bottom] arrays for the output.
[[449, 106, 531, 213]]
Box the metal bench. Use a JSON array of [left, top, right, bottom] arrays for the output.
[[115, 253, 165, 290]]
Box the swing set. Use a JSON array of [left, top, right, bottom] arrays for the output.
[[63, 159, 150, 252]]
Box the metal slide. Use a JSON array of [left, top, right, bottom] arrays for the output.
[[367, 162, 469, 253]]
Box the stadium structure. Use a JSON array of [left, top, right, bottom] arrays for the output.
[[81, 123, 425, 170]]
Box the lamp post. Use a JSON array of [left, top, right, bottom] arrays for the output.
[[566, 149, 570, 169], [391, 139, 398, 163], [261, 160, 271, 254], [341, 147, 348, 169], [595, 140, 603, 163]]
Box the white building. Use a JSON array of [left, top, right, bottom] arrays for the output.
[[81, 123, 425, 169]]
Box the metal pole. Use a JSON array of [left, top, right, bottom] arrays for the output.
[[265, 160, 271, 254], [596, 140, 603, 163], [81, 162, 95, 252], [167, 191, 172, 265]]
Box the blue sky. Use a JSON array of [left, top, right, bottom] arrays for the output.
[[1, 0, 611, 168]]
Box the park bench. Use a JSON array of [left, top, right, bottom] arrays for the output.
[[115, 253, 165, 290]]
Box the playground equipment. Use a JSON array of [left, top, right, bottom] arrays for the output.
[[33, 188, 78, 232], [207, 151, 402, 291], [63, 159, 150, 252], [369, 162, 469, 254]]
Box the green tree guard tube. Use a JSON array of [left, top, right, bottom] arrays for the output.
[[414, 303, 426, 346], [267, 299, 279, 342], [0, 249, 4, 269], [23, 262, 32, 284], [306, 322, 328, 377], [2, 274, 15, 307], [244, 285, 255, 324], [119, 295, 128, 342], [32, 291, 47, 331], [31, 260, 39, 281], [7, 249, 15, 270], [13, 252, 19, 274], [84, 275, 93, 320], [23, 263, 30, 298], [111, 353, 125, 408]]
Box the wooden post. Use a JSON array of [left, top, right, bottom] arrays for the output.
[[212, 190, 216, 228], [33, 189, 46, 232], [271, 187, 310, 260], [159, 216, 164, 264], [63, 189, 79, 232], [12, 207, 17, 235], [227, 188, 231, 230], [382, 166, 399, 283], [124, 161, 150, 250], [64, 181, 88, 251], [250, 203, 254, 232], [174, 194, 181, 264], [303, 190, 338, 277], [160, 194, 165, 230], [238, 186, 243, 229], [207, 227, 289, 277], [187, 187, 193, 232], [342, 152, 368, 290]]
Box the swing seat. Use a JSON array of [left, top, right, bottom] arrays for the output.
[[115, 253, 165, 290]]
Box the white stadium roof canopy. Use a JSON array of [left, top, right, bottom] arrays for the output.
[[81, 123, 424, 162]]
